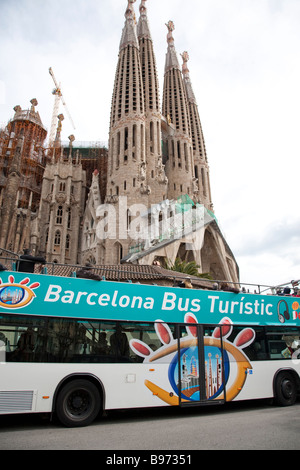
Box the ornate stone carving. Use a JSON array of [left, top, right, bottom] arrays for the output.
[[140, 182, 151, 195], [55, 192, 66, 204]]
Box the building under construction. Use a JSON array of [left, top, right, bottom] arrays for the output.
[[0, 99, 48, 211], [62, 141, 108, 201], [0, 99, 50, 252]]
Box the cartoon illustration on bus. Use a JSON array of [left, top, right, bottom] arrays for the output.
[[0, 275, 40, 309], [130, 314, 256, 404]]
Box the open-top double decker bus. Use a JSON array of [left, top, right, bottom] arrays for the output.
[[0, 263, 299, 427]]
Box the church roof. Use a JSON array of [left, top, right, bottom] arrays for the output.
[[33, 262, 214, 289]]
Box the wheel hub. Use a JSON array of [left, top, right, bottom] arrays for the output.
[[72, 396, 84, 409], [281, 379, 292, 399]]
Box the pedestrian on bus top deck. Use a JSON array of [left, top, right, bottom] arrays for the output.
[[16, 249, 46, 273], [76, 263, 102, 281], [219, 281, 240, 294]]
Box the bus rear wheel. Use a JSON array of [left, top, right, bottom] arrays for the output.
[[274, 372, 297, 406], [56, 379, 101, 427]]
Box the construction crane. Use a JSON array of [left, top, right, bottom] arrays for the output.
[[48, 67, 75, 147]]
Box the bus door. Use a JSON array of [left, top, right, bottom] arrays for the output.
[[177, 324, 226, 406]]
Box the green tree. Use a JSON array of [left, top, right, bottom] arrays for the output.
[[165, 258, 212, 280]]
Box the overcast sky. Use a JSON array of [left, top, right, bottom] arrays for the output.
[[0, 0, 299, 288]]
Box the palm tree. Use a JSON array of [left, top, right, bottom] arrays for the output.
[[164, 258, 212, 280]]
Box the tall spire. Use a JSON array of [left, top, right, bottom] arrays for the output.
[[110, 0, 144, 129], [137, 0, 159, 113], [181, 51, 196, 103], [164, 21, 180, 72], [162, 22, 189, 134], [181, 52, 213, 210], [137, 0, 151, 39], [137, 0, 160, 113], [137, 0, 167, 203], [106, 0, 148, 263], [120, 0, 138, 50], [162, 21, 197, 200]]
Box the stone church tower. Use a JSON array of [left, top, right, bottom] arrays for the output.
[[162, 21, 198, 201], [137, 0, 168, 204], [104, 0, 168, 264], [36, 140, 86, 265]]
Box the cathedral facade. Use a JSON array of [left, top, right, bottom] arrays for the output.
[[0, 0, 239, 283], [80, 0, 238, 282]]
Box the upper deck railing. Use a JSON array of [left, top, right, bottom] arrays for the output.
[[0, 247, 298, 297]]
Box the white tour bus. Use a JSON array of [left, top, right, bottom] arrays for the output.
[[0, 266, 299, 427]]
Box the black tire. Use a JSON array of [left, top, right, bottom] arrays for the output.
[[56, 379, 101, 427], [274, 372, 297, 406]]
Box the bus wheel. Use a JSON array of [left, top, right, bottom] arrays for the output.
[[274, 372, 297, 406], [56, 379, 101, 427]]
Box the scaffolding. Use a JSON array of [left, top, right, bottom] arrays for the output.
[[61, 141, 108, 200], [0, 100, 50, 213]]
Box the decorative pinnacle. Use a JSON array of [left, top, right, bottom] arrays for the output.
[[181, 51, 190, 76], [30, 98, 38, 113], [125, 0, 136, 20], [166, 20, 175, 46], [181, 51, 196, 103], [137, 0, 150, 39], [30, 98, 38, 108], [121, 0, 138, 49], [139, 0, 147, 14]]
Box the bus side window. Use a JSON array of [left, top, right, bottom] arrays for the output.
[[0, 330, 9, 362], [267, 327, 300, 359], [230, 326, 267, 361], [115, 322, 176, 363], [110, 323, 130, 359], [250, 328, 267, 360]]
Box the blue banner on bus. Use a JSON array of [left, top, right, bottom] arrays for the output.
[[0, 271, 299, 326]]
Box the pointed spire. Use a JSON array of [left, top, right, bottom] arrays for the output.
[[125, 0, 137, 22], [181, 52, 212, 208], [138, 0, 160, 113], [137, 0, 151, 39], [110, 0, 145, 129], [165, 21, 180, 72], [162, 21, 197, 200], [181, 51, 196, 103], [120, 0, 139, 50], [139, 0, 147, 15], [163, 22, 190, 133]]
